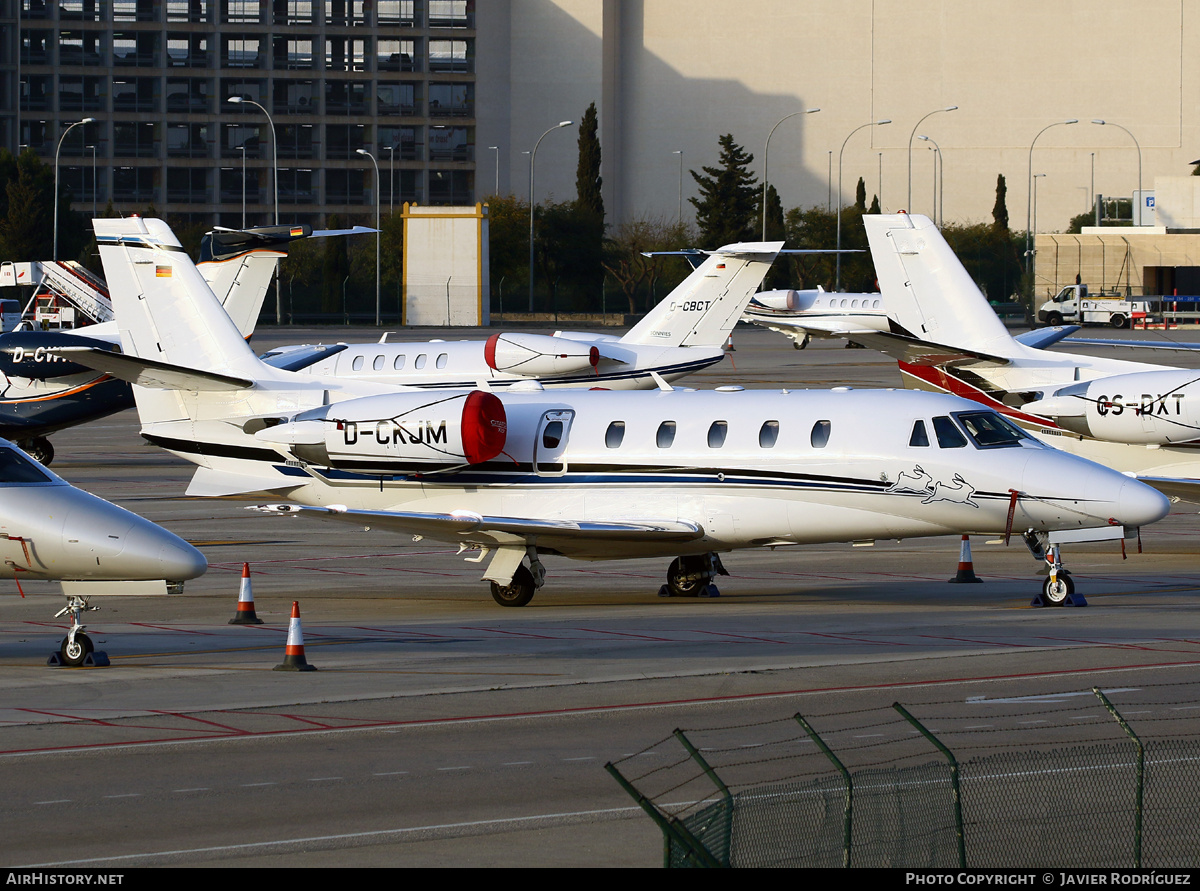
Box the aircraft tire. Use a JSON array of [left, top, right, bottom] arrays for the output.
[[22, 437, 53, 466], [60, 632, 93, 666], [1042, 574, 1075, 607], [666, 557, 705, 598], [490, 565, 535, 607]]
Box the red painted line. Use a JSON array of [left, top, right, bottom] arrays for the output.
[[6, 658, 1200, 757], [347, 626, 460, 639], [128, 623, 219, 636], [797, 631, 915, 646], [573, 628, 674, 642], [918, 635, 1032, 648], [691, 630, 791, 644], [148, 711, 249, 734], [459, 626, 559, 640]]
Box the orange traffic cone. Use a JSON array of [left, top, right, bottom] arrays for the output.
[[229, 563, 264, 625], [273, 601, 317, 671], [948, 535, 983, 583]]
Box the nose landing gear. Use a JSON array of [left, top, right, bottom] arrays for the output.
[[49, 595, 109, 666]]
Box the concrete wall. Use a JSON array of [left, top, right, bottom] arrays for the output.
[[402, 203, 489, 325]]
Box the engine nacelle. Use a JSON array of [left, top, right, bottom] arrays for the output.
[[484, 332, 599, 377], [255, 390, 507, 468], [1032, 369, 1200, 445], [751, 289, 802, 311]]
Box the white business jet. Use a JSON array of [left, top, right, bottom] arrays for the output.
[[0, 438, 206, 664], [854, 213, 1200, 502], [69, 218, 1168, 607], [741, 286, 889, 349]]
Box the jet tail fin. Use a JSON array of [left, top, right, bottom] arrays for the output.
[[864, 214, 1019, 357], [621, 241, 782, 347]]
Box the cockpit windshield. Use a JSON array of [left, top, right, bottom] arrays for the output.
[[0, 447, 54, 483], [953, 411, 1028, 448]]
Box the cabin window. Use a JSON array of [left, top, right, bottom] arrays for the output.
[[414, 353, 427, 369], [707, 421, 728, 448], [909, 420, 930, 447], [872, 299, 881, 309], [810, 420, 831, 448], [758, 420, 780, 448], [351, 355, 364, 371], [372, 355, 385, 371], [436, 353, 448, 369], [542, 420, 564, 449], [605, 421, 625, 449], [656, 421, 676, 448], [954, 411, 1026, 448], [932, 415, 968, 449], [393, 354, 405, 370]]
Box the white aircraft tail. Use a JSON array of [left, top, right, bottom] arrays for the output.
[[621, 242, 782, 347], [864, 214, 1019, 357], [94, 218, 265, 382]]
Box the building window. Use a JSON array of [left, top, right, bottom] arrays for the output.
[[377, 39, 417, 72], [112, 167, 156, 203], [114, 0, 158, 21], [428, 39, 472, 73], [278, 169, 315, 204], [222, 123, 261, 159], [272, 0, 313, 24], [113, 78, 157, 113], [277, 124, 314, 159], [326, 124, 366, 159], [325, 81, 368, 114], [223, 36, 262, 68], [325, 168, 366, 204], [59, 31, 104, 66], [428, 1, 472, 28], [326, 0, 367, 26], [429, 126, 472, 162], [168, 1, 210, 23], [219, 166, 258, 203], [274, 36, 315, 70], [325, 37, 366, 72], [222, 0, 261, 25], [113, 31, 158, 67], [21, 31, 51, 66], [167, 78, 212, 113], [428, 83, 473, 117], [428, 169, 471, 205], [274, 80, 318, 114], [377, 82, 419, 116], [167, 168, 209, 203], [114, 123, 158, 159], [58, 76, 104, 112], [378, 1, 416, 26], [167, 124, 211, 159], [167, 33, 210, 68]]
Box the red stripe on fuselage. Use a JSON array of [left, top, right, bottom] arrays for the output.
[[898, 362, 1059, 429]]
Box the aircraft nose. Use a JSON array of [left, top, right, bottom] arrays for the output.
[[1117, 477, 1171, 529], [117, 523, 208, 580]]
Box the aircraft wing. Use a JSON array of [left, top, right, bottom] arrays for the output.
[[847, 331, 1011, 368], [748, 316, 889, 338], [1051, 337, 1200, 354], [252, 503, 705, 547]]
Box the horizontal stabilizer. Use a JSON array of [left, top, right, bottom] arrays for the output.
[[253, 503, 705, 544], [1015, 326, 1082, 349], [1137, 476, 1200, 504], [53, 346, 254, 391], [1052, 336, 1200, 354], [259, 342, 348, 372], [848, 332, 1011, 368]]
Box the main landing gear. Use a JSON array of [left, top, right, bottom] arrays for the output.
[[1022, 531, 1084, 607], [19, 436, 54, 466], [50, 595, 108, 666], [658, 553, 728, 599], [489, 551, 546, 607]]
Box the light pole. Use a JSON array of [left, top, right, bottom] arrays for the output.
[[356, 148, 382, 326], [53, 116, 93, 261], [385, 145, 396, 212], [1026, 119, 1078, 274], [488, 145, 499, 195], [762, 107, 820, 239], [907, 106, 956, 211], [917, 135, 943, 227], [836, 118, 891, 291], [528, 120, 572, 312], [236, 145, 246, 227], [86, 144, 96, 221], [672, 150, 683, 223], [1092, 119, 1143, 223], [228, 96, 278, 224], [1033, 173, 1046, 239]]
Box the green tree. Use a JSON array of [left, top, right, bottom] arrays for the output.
[[320, 213, 352, 316], [0, 149, 85, 265], [762, 184, 789, 290], [855, 177, 867, 212], [485, 194, 530, 315], [689, 134, 758, 248], [571, 102, 605, 304], [575, 102, 604, 222], [992, 174, 1009, 231], [602, 216, 695, 314]]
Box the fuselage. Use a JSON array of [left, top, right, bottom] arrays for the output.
[[145, 387, 1169, 561]]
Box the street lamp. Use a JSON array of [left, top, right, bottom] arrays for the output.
[[1033, 173, 1046, 241], [1026, 119, 1078, 274], [385, 145, 396, 213], [53, 116, 93, 261], [86, 144, 96, 221], [836, 118, 891, 291], [236, 144, 246, 228], [907, 106, 956, 211], [356, 148, 382, 326], [762, 108, 820, 239], [528, 120, 573, 312], [1092, 119, 1143, 223], [488, 145, 499, 196], [672, 150, 683, 223], [917, 135, 943, 227], [227, 96, 278, 224]]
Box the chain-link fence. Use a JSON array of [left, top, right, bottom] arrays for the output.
[[607, 682, 1200, 868]]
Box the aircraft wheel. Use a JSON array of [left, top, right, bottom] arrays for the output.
[[60, 632, 93, 666], [666, 557, 705, 598], [490, 565, 536, 607], [1042, 574, 1075, 607], [22, 437, 53, 466]]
